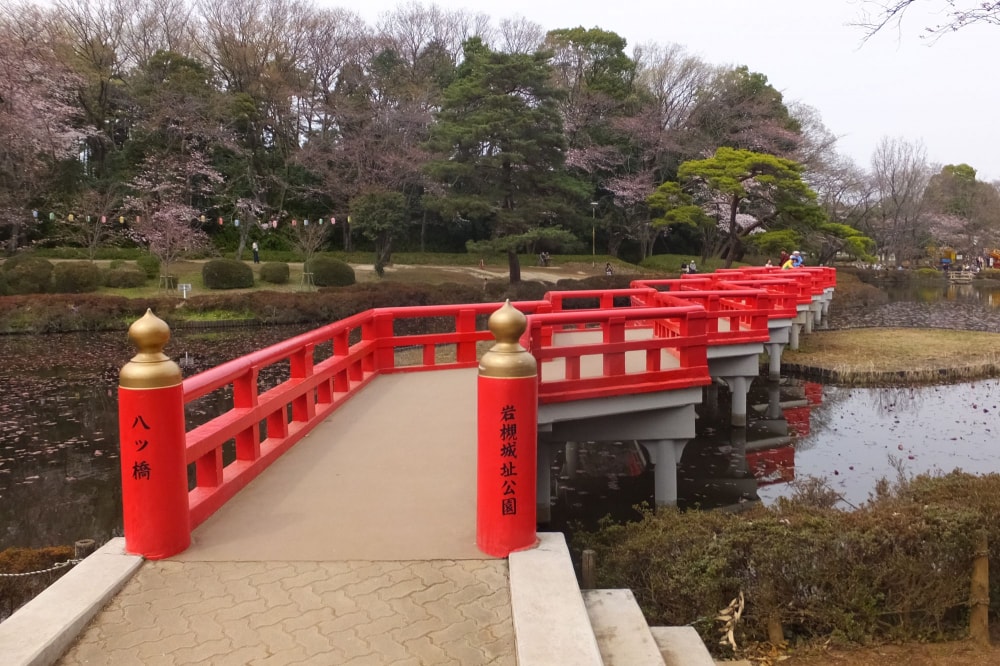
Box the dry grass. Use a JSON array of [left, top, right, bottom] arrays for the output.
[[782, 327, 1000, 385]]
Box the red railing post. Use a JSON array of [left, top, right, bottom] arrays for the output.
[[117, 310, 190, 559], [477, 301, 537, 557]]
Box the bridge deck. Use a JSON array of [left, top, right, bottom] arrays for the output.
[[177, 367, 485, 562], [56, 369, 519, 666]]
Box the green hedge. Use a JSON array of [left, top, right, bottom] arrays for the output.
[[305, 256, 355, 287], [259, 262, 289, 284], [103, 268, 147, 288], [135, 254, 161, 279], [1, 255, 53, 294], [52, 261, 102, 293], [202, 258, 254, 289]]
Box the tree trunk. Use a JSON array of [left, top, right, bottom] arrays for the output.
[[420, 210, 427, 253], [507, 249, 521, 284]]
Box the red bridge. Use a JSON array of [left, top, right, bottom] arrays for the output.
[[2, 265, 835, 666], [131, 265, 834, 556]]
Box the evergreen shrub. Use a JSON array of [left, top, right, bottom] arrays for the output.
[[2, 256, 53, 294], [305, 256, 355, 287], [103, 268, 147, 288], [135, 254, 160, 278], [202, 258, 254, 289], [52, 261, 102, 293], [575, 471, 1000, 654], [108, 259, 126, 270], [259, 262, 289, 284]]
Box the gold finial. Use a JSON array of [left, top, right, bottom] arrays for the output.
[[119, 310, 182, 389], [480, 301, 537, 378]]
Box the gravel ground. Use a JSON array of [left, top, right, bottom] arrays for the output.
[[828, 299, 1000, 332]]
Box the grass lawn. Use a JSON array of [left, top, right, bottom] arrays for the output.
[[783, 327, 1000, 384]]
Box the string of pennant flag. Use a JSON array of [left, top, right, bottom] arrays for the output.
[[31, 210, 352, 227]]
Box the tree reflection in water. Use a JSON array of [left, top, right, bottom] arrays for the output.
[[0, 325, 314, 551]]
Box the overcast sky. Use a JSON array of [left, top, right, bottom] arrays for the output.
[[327, 0, 1000, 182]]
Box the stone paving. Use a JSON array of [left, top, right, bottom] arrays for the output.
[[58, 559, 515, 666]]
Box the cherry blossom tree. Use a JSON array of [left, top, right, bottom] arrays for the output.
[[0, 3, 86, 253], [125, 152, 221, 277]]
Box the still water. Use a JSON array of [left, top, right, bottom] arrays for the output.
[[0, 325, 315, 551], [3, 281, 1000, 549]]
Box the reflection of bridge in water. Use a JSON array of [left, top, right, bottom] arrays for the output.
[[4, 266, 835, 666]]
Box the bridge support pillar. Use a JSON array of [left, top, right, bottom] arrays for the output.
[[536, 440, 551, 524], [765, 342, 784, 381], [643, 439, 688, 506], [803, 309, 814, 335], [719, 375, 753, 428], [702, 383, 720, 423], [789, 322, 802, 351]]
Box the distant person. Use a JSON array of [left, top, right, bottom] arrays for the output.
[[791, 250, 803, 268], [779, 249, 789, 266], [765, 258, 773, 267], [605, 262, 614, 276], [252, 241, 260, 264], [686, 260, 698, 274]]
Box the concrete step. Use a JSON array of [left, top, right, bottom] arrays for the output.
[[649, 626, 717, 666], [584, 589, 666, 666], [508, 533, 603, 666]]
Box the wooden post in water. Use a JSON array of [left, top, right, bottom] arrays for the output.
[[970, 530, 990, 645], [74, 539, 96, 559], [581, 549, 596, 589]]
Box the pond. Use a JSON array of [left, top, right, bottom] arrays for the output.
[[0, 324, 316, 551], [2, 280, 1000, 550]]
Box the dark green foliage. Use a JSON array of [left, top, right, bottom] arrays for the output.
[[52, 261, 102, 293], [2, 256, 53, 294], [259, 262, 289, 284], [304, 256, 355, 287], [108, 259, 126, 270], [574, 472, 1000, 654], [482, 279, 549, 302], [202, 259, 253, 290], [135, 254, 161, 278], [103, 268, 147, 288]]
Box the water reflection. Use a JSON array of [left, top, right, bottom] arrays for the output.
[[546, 377, 1000, 533]]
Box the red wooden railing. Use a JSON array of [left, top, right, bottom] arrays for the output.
[[137, 268, 835, 538]]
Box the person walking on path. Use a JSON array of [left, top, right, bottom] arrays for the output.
[[605, 262, 614, 276], [252, 241, 260, 264]]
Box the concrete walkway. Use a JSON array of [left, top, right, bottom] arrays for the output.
[[56, 368, 517, 665]]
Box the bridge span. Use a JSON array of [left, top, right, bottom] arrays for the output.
[[1, 265, 834, 666]]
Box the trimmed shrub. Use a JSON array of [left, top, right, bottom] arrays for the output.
[[103, 268, 147, 288], [52, 261, 102, 293], [259, 262, 290, 284], [108, 259, 126, 270], [305, 256, 355, 287], [2, 256, 53, 294], [202, 258, 254, 289], [135, 254, 161, 279]]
